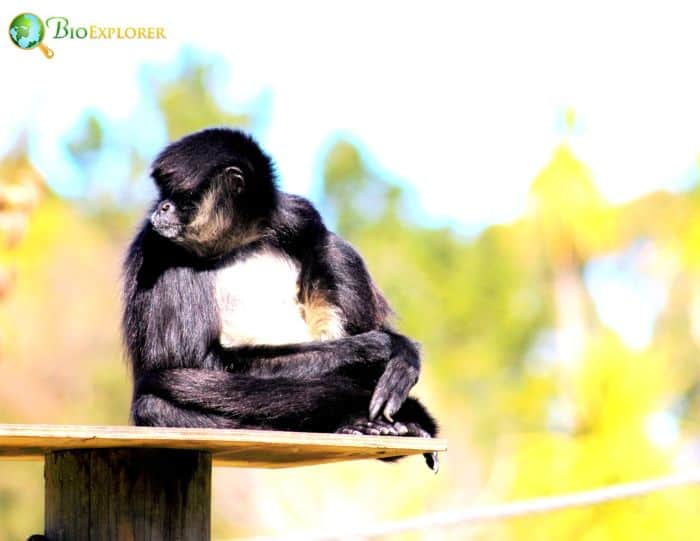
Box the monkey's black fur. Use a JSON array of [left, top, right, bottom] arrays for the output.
[[123, 128, 438, 469]]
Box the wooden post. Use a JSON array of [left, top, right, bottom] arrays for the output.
[[44, 448, 211, 541]]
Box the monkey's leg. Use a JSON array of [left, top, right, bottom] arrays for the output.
[[132, 393, 242, 428], [134, 369, 374, 432]]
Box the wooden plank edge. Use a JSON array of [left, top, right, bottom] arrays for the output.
[[0, 424, 446, 452]]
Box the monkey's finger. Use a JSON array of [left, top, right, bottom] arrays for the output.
[[369, 386, 389, 421], [370, 372, 399, 420], [370, 361, 405, 420], [383, 390, 409, 422], [385, 372, 409, 421], [383, 370, 416, 421]]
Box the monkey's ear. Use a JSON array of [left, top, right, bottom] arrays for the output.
[[222, 166, 245, 195]]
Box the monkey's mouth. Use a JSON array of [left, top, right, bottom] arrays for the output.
[[154, 224, 181, 239], [150, 217, 183, 239]]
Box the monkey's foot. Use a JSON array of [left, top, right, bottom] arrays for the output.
[[336, 419, 439, 473], [336, 418, 403, 436]]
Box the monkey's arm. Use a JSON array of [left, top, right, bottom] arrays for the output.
[[217, 331, 418, 421], [216, 330, 392, 378], [308, 231, 423, 422], [273, 194, 423, 420]]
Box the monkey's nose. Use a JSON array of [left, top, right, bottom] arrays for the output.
[[160, 202, 172, 213]]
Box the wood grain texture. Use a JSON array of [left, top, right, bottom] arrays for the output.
[[45, 449, 211, 541], [0, 424, 447, 468]]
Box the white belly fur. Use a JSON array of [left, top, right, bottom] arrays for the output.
[[215, 248, 313, 347]]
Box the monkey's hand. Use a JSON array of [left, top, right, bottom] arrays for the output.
[[337, 418, 438, 473], [369, 332, 420, 423], [369, 358, 418, 423]]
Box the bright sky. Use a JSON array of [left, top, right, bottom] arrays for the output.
[[4, 0, 700, 231], [4, 1, 698, 444]]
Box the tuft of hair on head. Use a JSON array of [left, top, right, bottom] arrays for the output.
[[150, 128, 278, 196], [148, 128, 281, 256]]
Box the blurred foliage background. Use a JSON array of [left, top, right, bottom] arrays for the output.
[[2, 52, 700, 541]]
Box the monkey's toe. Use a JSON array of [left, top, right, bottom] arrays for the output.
[[336, 426, 365, 435], [336, 418, 404, 436]]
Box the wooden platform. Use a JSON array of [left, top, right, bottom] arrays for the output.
[[2, 424, 446, 539], [0, 423, 447, 468]]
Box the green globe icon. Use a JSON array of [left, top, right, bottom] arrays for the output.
[[8, 13, 54, 58]]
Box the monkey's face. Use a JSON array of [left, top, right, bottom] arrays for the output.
[[149, 129, 278, 257], [151, 165, 266, 256]]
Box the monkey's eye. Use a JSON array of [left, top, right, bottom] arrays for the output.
[[223, 166, 245, 194]]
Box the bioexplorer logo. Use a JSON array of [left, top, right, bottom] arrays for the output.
[[8, 13, 167, 58], [9, 13, 54, 58]]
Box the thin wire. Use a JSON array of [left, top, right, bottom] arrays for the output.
[[240, 469, 700, 541]]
